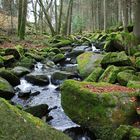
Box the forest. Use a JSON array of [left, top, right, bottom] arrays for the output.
[[1, 0, 140, 140]]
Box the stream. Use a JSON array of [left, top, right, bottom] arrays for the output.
[[11, 55, 96, 140]]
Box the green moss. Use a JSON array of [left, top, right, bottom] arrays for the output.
[[127, 81, 140, 89], [0, 98, 71, 140], [135, 57, 140, 69], [14, 45, 25, 57], [85, 67, 104, 82], [99, 65, 120, 84], [52, 53, 65, 63], [25, 52, 44, 61], [61, 80, 137, 140], [117, 71, 139, 86], [52, 39, 72, 48]]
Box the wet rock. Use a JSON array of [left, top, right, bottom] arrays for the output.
[[117, 71, 139, 86], [45, 60, 56, 68], [24, 104, 49, 118], [11, 66, 31, 77], [66, 50, 84, 58], [85, 67, 104, 82], [18, 90, 31, 98], [51, 71, 74, 85], [30, 91, 40, 96], [61, 80, 138, 140], [101, 51, 132, 68], [0, 98, 72, 140], [0, 77, 15, 99], [99, 65, 120, 84], [0, 68, 20, 86], [77, 52, 103, 78], [25, 73, 49, 86]]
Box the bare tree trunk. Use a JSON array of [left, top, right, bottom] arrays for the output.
[[54, 0, 58, 33], [58, 0, 63, 34], [103, 0, 107, 31]]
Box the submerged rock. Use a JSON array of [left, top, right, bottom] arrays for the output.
[[77, 52, 103, 78], [61, 80, 138, 140], [0, 77, 15, 99], [101, 51, 132, 68], [25, 73, 49, 86], [0, 98, 71, 140]]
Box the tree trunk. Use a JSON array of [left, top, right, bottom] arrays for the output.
[[133, 0, 140, 42], [58, 0, 63, 34], [103, 0, 107, 31]]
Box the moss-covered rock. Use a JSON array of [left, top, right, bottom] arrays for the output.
[[5, 48, 21, 59], [117, 71, 139, 86], [0, 98, 71, 140], [113, 125, 140, 140], [99, 65, 120, 84], [11, 66, 31, 77], [25, 73, 49, 86], [85, 67, 104, 82], [77, 52, 103, 78], [127, 81, 140, 89], [52, 53, 65, 63], [101, 51, 132, 68], [0, 56, 4, 67], [0, 77, 15, 99], [52, 39, 72, 48], [0, 68, 20, 86], [17, 57, 35, 69], [61, 80, 138, 140], [3, 55, 15, 66], [14, 45, 25, 57]]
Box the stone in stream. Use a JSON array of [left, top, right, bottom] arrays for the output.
[[11, 66, 31, 77], [25, 73, 49, 86], [0, 68, 20, 86], [77, 52, 103, 78], [0, 98, 72, 140], [0, 77, 15, 99], [61, 80, 138, 140], [24, 104, 49, 118], [52, 53, 65, 63], [101, 51, 132, 68]]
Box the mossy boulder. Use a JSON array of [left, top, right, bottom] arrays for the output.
[[3, 55, 15, 66], [117, 71, 139, 86], [0, 68, 20, 86], [25, 73, 49, 86], [52, 53, 65, 63], [127, 81, 140, 89], [11, 66, 31, 77], [101, 51, 132, 68], [85, 67, 104, 82], [0, 77, 15, 99], [113, 125, 140, 140], [61, 80, 137, 140], [77, 52, 103, 78], [0, 56, 4, 67], [17, 57, 35, 69], [52, 39, 72, 48], [99, 65, 120, 84], [0, 98, 71, 140]]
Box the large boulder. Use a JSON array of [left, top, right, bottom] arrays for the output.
[[0, 77, 15, 99], [0, 98, 71, 140], [25, 73, 49, 86], [0, 68, 20, 86], [99, 65, 120, 84], [61, 80, 138, 140], [5, 48, 21, 59], [101, 51, 132, 68], [77, 52, 103, 78]]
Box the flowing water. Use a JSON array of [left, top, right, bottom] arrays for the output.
[[11, 62, 96, 140]]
